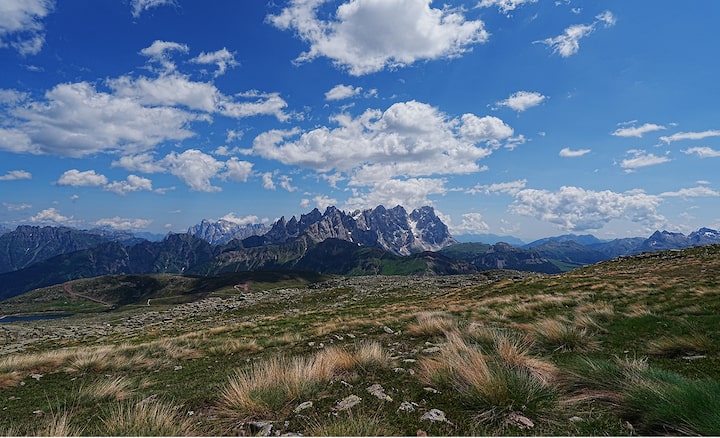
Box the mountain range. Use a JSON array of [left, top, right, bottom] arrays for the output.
[[1, 204, 719, 301]]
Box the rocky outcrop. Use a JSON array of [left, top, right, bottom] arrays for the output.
[[264, 205, 456, 256], [188, 219, 268, 245]]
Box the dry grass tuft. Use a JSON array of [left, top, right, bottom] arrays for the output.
[[647, 334, 716, 357], [531, 318, 597, 352], [100, 399, 197, 436], [208, 338, 263, 356], [0, 371, 22, 389], [80, 376, 134, 401], [37, 411, 82, 437], [406, 311, 457, 336]]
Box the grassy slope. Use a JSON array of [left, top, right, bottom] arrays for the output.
[[0, 246, 719, 435]]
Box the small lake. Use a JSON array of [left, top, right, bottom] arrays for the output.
[[0, 314, 71, 323]]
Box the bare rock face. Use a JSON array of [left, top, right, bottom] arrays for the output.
[[262, 205, 456, 256], [187, 219, 268, 245]]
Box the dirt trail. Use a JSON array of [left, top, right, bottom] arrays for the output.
[[63, 282, 113, 307]]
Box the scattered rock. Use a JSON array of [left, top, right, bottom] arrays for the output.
[[403, 358, 417, 363], [417, 430, 428, 436], [422, 347, 440, 354], [421, 408, 452, 424], [367, 384, 392, 401], [423, 387, 440, 394], [30, 373, 43, 381], [173, 365, 183, 371], [507, 412, 534, 429], [397, 401, 418, 413], [682, 355, 706, 361], [569, 416, 583, 423], [334, 394, 362, 411], [293, 401, 313, 414], [382, 326, 395, 334], [247, 421, 273, 436]]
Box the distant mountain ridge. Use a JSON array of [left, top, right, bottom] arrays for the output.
[[2, 205, 720, 302], [192, 205, 457, 256]]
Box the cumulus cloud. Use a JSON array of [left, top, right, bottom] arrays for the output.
[[325, 84, 362, 101], [104, 175, 153, 195], [30, 207, 73, 225], [3, 202, 32, 211], [109, 74, 289, 121], [139, 40, 188, 72], [0, 169, 32, 181], [130, 0, 177, 18], [535, 10, 615, 57], [660, 130, 720, 144], [344, 177, 447, 211], [511, 186, 664, 231], [3, 82, 197, 157], [191, 47, 238, 77], [301, 195, 338, 210], [495, 91, 546, 112], [683, 146, 720, 158], [161, 149, 225, 192], [660, 186, 720, 198], [448, 212, 490, 234], [111, 153, 166, 173], [467, 179, 527, 195], [476, 0, 537, 14], [559, 147, 590, 157], [95, 216, 153, 230], [620, 150, 670, 170], [220, 213, 263, 226], [612, 122, 665, 138], [268, 0, 489, 75], [252, 100, 514, 187], [262, 172, 276, 190], [57, 169, 108, 187], [0, 0, 54, 55], [278, 175, 298, 192], [222, 157, 254, 182]]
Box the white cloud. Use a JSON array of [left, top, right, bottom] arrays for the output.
[[253, 101, 513, 187], [302, 195, 338, 210], [0, 0, 53, 55], [262, 172, 276, 190], [3, 202, 31, 211], [160, 149, 225, 192], [191, 48, 238, 77], [468, 179, 527, 195], [536, 10, 615, 57], [611, 122, 665, 138], [104, 175, 153, 195], [278, 175, 298, 192], [95, 216, 153, 230], [325, 84, 362, 101], [4, 82, 197, 157], [660, 186, 720, 198], [57, 169, 108, 187], [511, 186, 664, 231], [111, 153, 166, 173], [476, 0, 537, 15], [268, 0, 489, 75], [344, 177, 446, 211], [220, 213, 262, 226], [683, 146, 720, 158], [222, 157, 254, 182], [30, 207, 73, 225], [559, 147, 590, 157], [660, 130, 720, 144], [495, 91, 546, 112], [139, 40, 188, 72], [448, 212, 490, 234], [130, 0, 177, 18], [0, 169, 32, 181], [620, 150, 671, 170]]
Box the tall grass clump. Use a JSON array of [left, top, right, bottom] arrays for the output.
[[624, 368, 720, 435], [219, 343, 388, 422], [420, 332, 557, 428], [36, 411, 82, 437], [406, 311, 457, 337], [646, 334, 716, 357], [79, 376, 134, 402], [531, 318, 597, 352], [99, 400, 197, 436]]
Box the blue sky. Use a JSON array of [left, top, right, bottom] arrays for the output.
[[1, 0, 719, 241]]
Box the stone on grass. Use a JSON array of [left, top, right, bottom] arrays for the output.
[[293, 401, 313, 414], [421, 408, 452, 424], [334, 394, 362, 411], [367, 383, 392, 401]]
